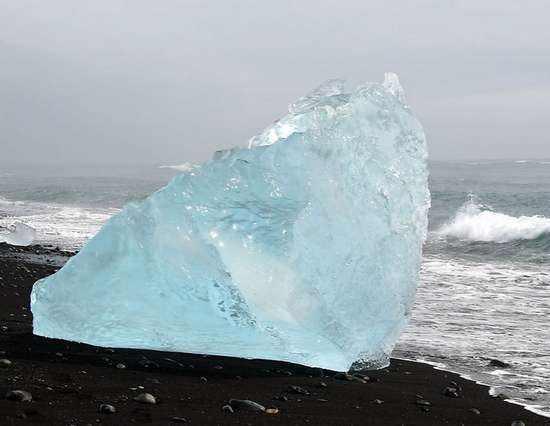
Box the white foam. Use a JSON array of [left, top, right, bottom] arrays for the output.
[[437, 197, 550, 243]]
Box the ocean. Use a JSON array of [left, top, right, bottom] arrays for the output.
[[1, 160, 549, 416]]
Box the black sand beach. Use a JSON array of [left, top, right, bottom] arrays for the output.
[[0, 244, 548, 425]]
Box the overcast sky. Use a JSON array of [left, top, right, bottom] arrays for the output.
[[1, 0, 549, 165]]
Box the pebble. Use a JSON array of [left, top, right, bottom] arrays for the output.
[[288, 385, 310, 395], [98, 404, 116, 414], [317, 381, 327, 388], [489, 359, 511, 368], [334, 372, 367, 384], [5, 390, 32, 402], [443, 386, 460, 398], [469, 408, 481, 415], [265, 408, 279, 415], [415, 399, 431, 407], [0, 358, 12, 368], [222, 404, 234, 413], [450, 381, 462, 391], [510, 421, 525, 426], [200, 376, 208, 383], [171, 416, 189, 423], [229, 399, 266, 412], [133, 393, 156, 404], [372, 399, 384, 404], [116, 363, 126, 369]]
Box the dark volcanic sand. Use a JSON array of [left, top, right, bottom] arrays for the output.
[[0, 245, 547, 425]]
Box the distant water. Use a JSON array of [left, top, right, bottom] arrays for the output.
[[1, 160, 549, 416]]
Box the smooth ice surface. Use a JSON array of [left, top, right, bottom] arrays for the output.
[[31, 74, 429, 371], [0, 222, 36, 246]]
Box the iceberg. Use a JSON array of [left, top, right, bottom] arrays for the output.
[[31, 74, 430, 371]]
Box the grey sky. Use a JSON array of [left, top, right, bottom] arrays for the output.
[[1, 0, 549, 164]]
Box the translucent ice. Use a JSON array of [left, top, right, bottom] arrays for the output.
[[31, 75, 429, 371], [0, 222, 36, 246]]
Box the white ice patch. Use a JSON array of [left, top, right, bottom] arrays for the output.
[[0, 222, 36, 246], [158, 163, 198, 173]]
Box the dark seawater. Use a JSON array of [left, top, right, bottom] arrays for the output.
[[1, 160, 549, 416]]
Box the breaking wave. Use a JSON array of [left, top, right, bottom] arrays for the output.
[[437, 197, 550, 243]]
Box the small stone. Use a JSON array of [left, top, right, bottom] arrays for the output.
[[489, 359, 510, 368], [415, 399, 431, 407], [5, 390, 32, 402], [133, 393, 156, 404], [200, 376, 208, 383], [0, 358, 12, 368], [469, 408, 481, 415], [222, 404, 234, 413], [510, 421, 525, 426], [334, 372, 367, 383], [288, 385, 310, 395], [355, 373, 371, 382], [213, 365, 223, 370], [372, 399, 384, 404], [274, 395, 288, 402], [116, 363, 126, 369], [317, 381, 327, 388], [99, 404, 116, 414], [171, 416, 189, 423], [229, 399, 266, 412], [265, 408, 279, 415], [443, 386, 460, 398]]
